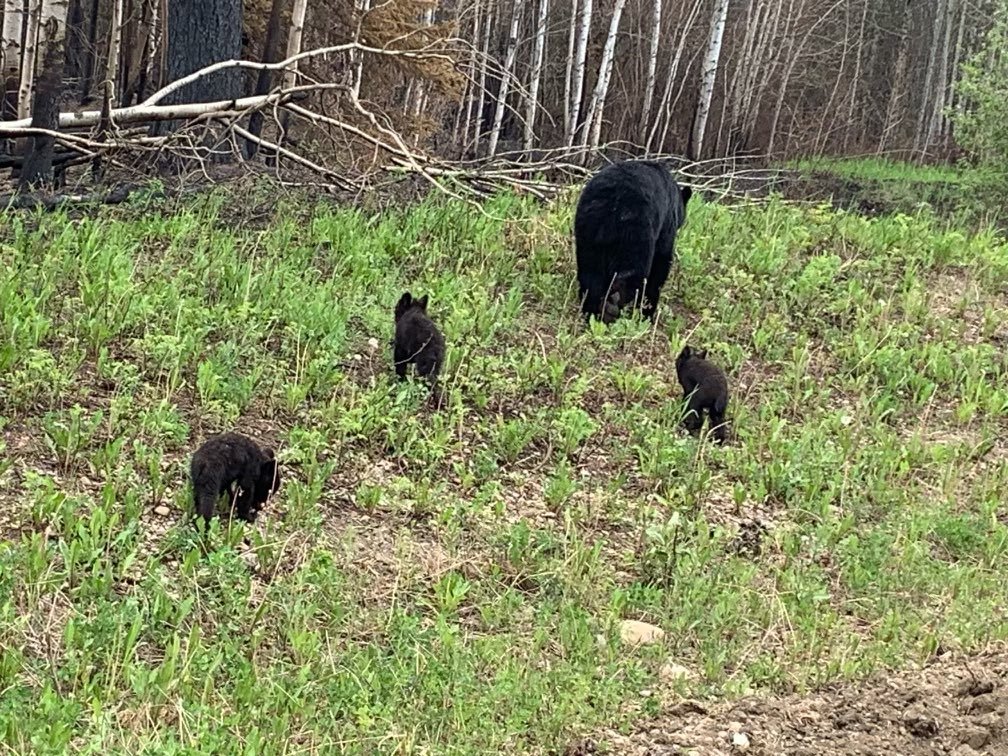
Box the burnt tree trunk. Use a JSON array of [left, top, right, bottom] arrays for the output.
[[245, 0, 287, 158], [18, 22, 64, 190], [157, 0, 243, 154]]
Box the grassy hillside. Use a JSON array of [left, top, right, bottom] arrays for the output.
[[1, 185, 1007, 753]]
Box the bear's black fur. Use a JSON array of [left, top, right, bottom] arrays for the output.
[[394, 291, 446, 385], [574, 160, 692, 322], [675, 345, 729, 444], [190, 432, 280, 523]]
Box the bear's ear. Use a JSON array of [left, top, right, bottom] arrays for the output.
[[679, 345, 692, 360], [695, 349, 707, 360], [680, 185, 692, 205], [263, 447, 275, 460], [416, 294, 429, 310], [395, 292, 413, 318]]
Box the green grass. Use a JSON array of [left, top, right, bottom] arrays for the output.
[[1, 184, 1007, 753], [786, 155, 991, 185]]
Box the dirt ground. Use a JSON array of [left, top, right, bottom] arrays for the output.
[[576, 647, 1008, 756]]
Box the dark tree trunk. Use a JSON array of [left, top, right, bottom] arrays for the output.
[[164, 0, 243, 105], [80, 0, 100, 103], [19, 29, 65, 190], [245, 0, 287, 158], [153, 0, 243, 157]]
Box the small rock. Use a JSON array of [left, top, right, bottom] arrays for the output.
[[961, 725, 990, 750], [659, 662, 692, 683], [619, 619, 665, 646], [153, 505, 171, 516], [727, 721, 743, 733], [731, 731, 750, 750], [903, 704, 939, 738], [966, 694, 996, 714], [353, 353, 362, 362], [367, 337, 380, 351]]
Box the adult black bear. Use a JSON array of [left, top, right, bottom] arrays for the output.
[[190, 432, 280, 523], [394, 291, 446, 386], [574, 161, 692, 323], [675, 345, 729, 444]]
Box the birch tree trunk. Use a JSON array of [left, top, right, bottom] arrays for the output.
[[351, 0, 370, 98], [580, 0, 628, 151], [2, 0, 24, 88], [275, 0, 307, 150], [942, 0, 966, 139], [813, 0, 851, 153], [411, 6, 435, 120], [561, 0, 578, 144], [104, 0, 123, 107], [926, 0, 956, 150], [646, 0, 704, 153], [879, 0, 913, 153], [639, 0, 662, 138], [17, 0, 41, 120], [283, 0, 308, 91], [523, 0, 548, 153], [565, 0, 592, 145], [841, 0, 870, 152], [471, 0, 492, 153], [19, 3, 65, 188], [690, 0, 730, 160], [487, 0, 521, 156], [453, 0, 479, 148], [914, 0, 942, 153]]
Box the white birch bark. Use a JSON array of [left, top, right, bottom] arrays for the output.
[[103, 0, 123, 107], [472, 0, 493, 152], [581, 0, 628, 151], [646, 0, 704, 152], [914, 0, 942, 153], [842, 0, 870, 152], [562, 0, 578, 143], [351, 0, 371, 99], [487, 0, 521, 156], [411, 5, 435, 118], [639, 0, 662, 135], [2, 0, 24, 83], [284, 0, 309, 90], [455, 0, 480, 146], [17, 0, 42, 119], [926, 0, 955, 148], [523, 0, 549, 153], [690, 0, 730, 160], [565, 0, 592, 145], [942, 0, 966, 138]]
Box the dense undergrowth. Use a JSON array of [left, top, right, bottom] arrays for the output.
[[0, 180, 1007, 753]]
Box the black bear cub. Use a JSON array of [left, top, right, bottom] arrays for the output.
[[574, 160, 692, 323], [675, 345, 730, 444], [394, 291, 445, 385], [190, 432, 280, 524]]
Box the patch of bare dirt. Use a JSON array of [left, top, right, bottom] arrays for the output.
[[584, 648, 1008, 755]]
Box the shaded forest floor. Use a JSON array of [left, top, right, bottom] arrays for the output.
[[0, 179, 1006, 753], [780, 156, 1006, 230]]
